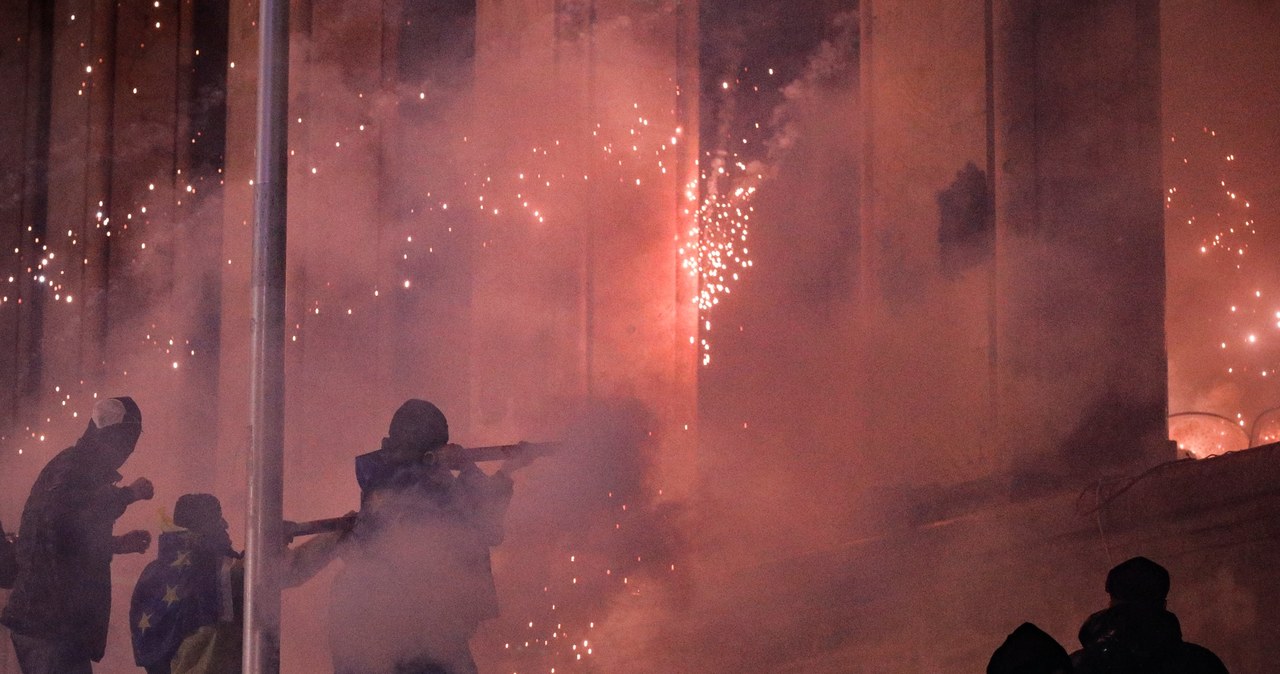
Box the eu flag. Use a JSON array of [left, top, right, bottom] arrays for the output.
[[130, 530, 234, 673]]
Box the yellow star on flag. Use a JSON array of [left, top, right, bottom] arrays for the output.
[[138, 613, 152, 633], [163, 585, 181, 606], [171, 550, 192, 568]]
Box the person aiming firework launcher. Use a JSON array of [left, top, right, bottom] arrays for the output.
[[285, 440, 557, 541]]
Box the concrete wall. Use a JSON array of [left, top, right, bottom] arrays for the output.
[[693, 445, 1280, 673]]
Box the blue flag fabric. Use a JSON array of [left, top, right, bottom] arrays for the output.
[[355, 449, 394, 495], [130, 531, 226, 670]]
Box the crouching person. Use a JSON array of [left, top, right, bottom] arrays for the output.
[[130, 494, 347, 674]]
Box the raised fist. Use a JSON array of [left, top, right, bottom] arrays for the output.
[[128, 477, 155, 502]]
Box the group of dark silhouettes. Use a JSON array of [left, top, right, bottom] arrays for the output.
[[0, 396, 1241, 674], [1, 396, 532, 674], [988, 556, 1230, 674]]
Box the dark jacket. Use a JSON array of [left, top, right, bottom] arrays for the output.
[[1, 520, 15, 589], [331, 449, 513, 674], [1072, 603, 1228, 674], [0, 441, 135, 661], [350, 450, 513, 622]]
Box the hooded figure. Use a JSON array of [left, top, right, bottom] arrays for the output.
[[130, 493, 345, 674], [1, 397, 155, 674], [330, 399, 520, 674], [1072, 557, 1229, 674], [988, 623, 1072, 674], [130, 494, 238, 674]]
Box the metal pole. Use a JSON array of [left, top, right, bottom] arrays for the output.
[[245, 0, 289, 670]]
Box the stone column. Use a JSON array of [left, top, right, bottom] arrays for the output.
[[859, 0, 1168, 491], [858, 0, 997, 488], [992, 0, 1168, 479], [215, 0, 260, 504]]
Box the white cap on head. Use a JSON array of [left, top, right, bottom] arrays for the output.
[[91, 398, 128, 429]]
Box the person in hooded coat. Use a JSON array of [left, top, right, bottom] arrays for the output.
[[130, 494, 237, 674], [130, 493, 346, 674], [988, 622, 1072, 674], [0, 397, 155, 674], [1072, 556, 1229, 674], [329, 399, 534, 674]]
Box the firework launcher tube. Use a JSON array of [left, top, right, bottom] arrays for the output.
[[284, 516, 354, 542], [287, 442, 559, 541], [429, 441, 560, 468]]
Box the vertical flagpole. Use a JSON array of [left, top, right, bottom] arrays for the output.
[[245, 0, 289, 671]]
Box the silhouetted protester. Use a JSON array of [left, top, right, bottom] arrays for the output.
[[988, 622, 1073, 674], [0, 397, 154, 674], [330, 399, 535, 674], [130, 494, 235, 674], [1, 519, 16, 589], [129, 493, 346, 674], [1073, 556, 1228, 674]]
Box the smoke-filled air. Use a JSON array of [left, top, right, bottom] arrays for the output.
[[2, 1, 1280, 673]]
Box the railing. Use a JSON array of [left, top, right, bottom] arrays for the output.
[[1169, 406, 1280, 458]]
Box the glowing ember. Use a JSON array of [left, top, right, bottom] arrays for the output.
[[1166, 127, 1279, 451]]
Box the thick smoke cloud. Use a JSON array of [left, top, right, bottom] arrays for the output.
[[4, 2, 1280, 673]]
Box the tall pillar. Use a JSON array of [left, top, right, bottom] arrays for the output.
[[0, 0, 53, 439], [381, 0, 478, 434], [859, 0, 1168, 489], [79, 0, 120, 382], [216, 0, 261, 505], [992, 0, 1168, 478], [284, 0, 396, 510], [41, 0, 96, 398], [858, 0, 998, 487], [172, 0, 230, 490]]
